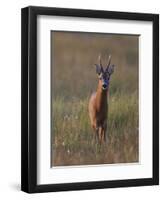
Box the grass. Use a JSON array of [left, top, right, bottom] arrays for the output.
[[52, 91, 138, 166]]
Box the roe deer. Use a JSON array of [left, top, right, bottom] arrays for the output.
[[88, 55, 115, 143]]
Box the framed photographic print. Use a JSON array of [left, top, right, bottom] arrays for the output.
[[21, 6, 159, 193]]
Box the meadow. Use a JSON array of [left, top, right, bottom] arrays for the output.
[[51, 31, 139, 166]]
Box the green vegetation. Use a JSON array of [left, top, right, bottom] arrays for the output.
[[52, 92, 138, 166]]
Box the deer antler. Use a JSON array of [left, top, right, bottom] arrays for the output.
[[98, 54, 104, 72], [98, 54, 103, 72], [106, 54, 111, 70]]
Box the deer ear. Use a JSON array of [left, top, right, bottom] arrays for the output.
[[107, 64, 115, 75], [94, 64, 102, 75]]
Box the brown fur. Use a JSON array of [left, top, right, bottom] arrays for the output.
[[89, 79, 108, 143]]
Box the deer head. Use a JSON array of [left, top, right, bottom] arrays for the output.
[[94, 54, 115, 90]]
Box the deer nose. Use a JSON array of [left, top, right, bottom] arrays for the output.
[[102, 83, 107, 89]]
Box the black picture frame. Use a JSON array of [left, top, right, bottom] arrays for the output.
[[21, 6, 159, 193]]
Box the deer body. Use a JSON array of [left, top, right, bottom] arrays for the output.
[[89, 83, 108, 143], [89, 55, 114, 143]]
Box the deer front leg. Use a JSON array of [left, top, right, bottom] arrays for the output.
[[98, 126, 103, 144], [92, 123, 99, 143], [95, 127, 99, 143], [103, 121, 107, 142], [99, 122, 107, 143]]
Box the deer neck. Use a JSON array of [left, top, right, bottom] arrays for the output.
[[96, 81, 108, 111]]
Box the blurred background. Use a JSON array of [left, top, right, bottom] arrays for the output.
[[51, 31, 139, 166]]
